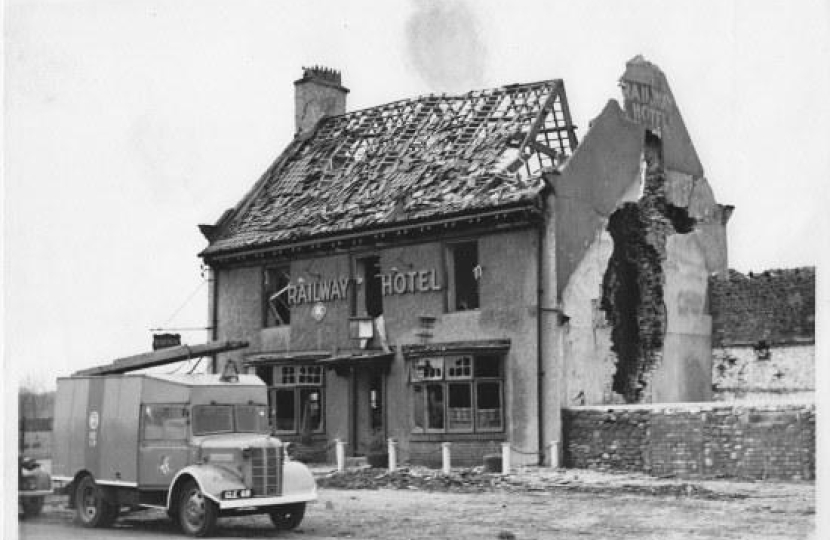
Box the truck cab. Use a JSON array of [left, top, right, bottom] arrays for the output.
[[52, 367, 316, 536]]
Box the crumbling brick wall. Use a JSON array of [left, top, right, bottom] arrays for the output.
[[563, 402, 815, 480], [709, 267, 815, 346], [709, 267, 814, 400], [600, 133, 695, 402]]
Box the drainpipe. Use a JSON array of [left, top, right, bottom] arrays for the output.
[[209, 265, 219, 373], [536, 222, 546, 466]]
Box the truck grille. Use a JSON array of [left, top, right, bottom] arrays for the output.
[[251, 446, 282, 497]]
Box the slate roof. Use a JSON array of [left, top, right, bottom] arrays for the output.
[[201, 79, 578, 258], [709, 267, 815, 346]]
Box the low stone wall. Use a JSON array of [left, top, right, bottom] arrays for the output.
[[563, 402, 814, 480]]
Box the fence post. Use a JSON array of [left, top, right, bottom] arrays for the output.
[[441, 442, 451, 474], [549, 440, 560, 468], [501, 442, 511, 474], [335, 439, 346, 472], [388, 438, 397, 472]]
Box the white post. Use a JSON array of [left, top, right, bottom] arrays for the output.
[[388, 438, 397, 472], [501, 442, 511, 474], [335, 439, 346, 472], [549, 440, 560, 469], [441, 442, 451, 474]]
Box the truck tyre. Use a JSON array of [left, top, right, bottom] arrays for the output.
[[74, 476, 117, 528], [21, 497, 44, 518], [268, 502, 305, 530], [178, 480, 217, 537]]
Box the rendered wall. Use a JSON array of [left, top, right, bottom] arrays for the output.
[[214, 228, 542, 466], [712, 344, 815, 401], [563, 402, 815, 480]]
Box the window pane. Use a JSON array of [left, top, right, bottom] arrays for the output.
[[474, 355, 502, 378], [192, 406, 233, 435], [446, 356, 472, 379], [412, 385, 425, 432], [143, 405, 189, 440], [411, 358, 443, 382], [447, 383, 473, 431], [426, 384, 444, 430], [273, 389, 296, 432], [299, 388, 323, 433], [476, 382, 503, 430], [235, 405, 269, 433]]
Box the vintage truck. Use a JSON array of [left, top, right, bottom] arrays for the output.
[[52, 348, 317, 537]]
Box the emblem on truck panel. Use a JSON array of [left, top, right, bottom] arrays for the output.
[[88, 411, 99, 430], [159, 455, 172, 476]]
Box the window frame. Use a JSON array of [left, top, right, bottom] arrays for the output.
[[263, 265, 292, 328], [267, 364, 326, 435], [410, 355, 504, 435], [445, 240, 481, 312]]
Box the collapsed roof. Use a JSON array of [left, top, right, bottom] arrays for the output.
[[201, 79, 578, 258]]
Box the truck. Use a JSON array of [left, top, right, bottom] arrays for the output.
[[51, 344, 317, 537]]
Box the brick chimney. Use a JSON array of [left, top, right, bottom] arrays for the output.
[[294, 66, 349, 135]]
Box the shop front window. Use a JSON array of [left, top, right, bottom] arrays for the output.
[[268, 365, 325, 434], [411, 355, 503, 433]]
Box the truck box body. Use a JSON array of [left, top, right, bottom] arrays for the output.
[[53, 373, 267, 487]]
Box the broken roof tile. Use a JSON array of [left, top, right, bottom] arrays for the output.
[[202, 79, 577, 257]]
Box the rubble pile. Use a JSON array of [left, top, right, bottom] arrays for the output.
[[315, 467, 747, 500]]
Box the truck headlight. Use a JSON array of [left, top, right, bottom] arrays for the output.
[[221, 489, 252, 499]]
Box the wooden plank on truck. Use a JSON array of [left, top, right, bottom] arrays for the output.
[[73, 340, 249, 376]]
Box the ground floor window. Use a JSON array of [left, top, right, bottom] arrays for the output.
[[411, 355, 503, 433], [256, 364, 325, 434]]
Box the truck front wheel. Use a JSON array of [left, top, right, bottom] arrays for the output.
[[74, 476, 117, 528], [268, 502, 305, 530], [178, 480, 217, 537]]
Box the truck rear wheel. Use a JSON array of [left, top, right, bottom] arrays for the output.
[[268, 502, 305, 530], [74, 476, 117, 528], [178, 480, 217, 537]]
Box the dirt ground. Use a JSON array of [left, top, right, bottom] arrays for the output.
[[19, 467, 816, 540]]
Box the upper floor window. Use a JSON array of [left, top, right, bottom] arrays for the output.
[[447, 241, 480, 311], [353, 255, 383, 318], [264, 266, 291, 327]]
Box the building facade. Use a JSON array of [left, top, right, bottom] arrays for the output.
[[199, 57, 731, 466]]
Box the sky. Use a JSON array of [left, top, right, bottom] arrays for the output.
[[3, 0, 830, 390]]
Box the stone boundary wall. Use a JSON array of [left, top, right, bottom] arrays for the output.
[[563, 402, 814, 480]]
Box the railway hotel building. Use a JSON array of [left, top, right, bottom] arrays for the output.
[[198, 57, 732, 466]]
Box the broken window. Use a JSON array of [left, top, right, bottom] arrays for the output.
[[354, 255, 383, 317], [268, 365, 324, 434], [264, 266, 291, 327], [447, 241, 480, 311], [411, 355, 503, 433]]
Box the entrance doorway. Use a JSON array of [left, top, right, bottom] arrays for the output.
[[352, 369, 385, 456]]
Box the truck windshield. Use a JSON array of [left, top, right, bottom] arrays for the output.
[[235, 405, 269, 433], [192, 405, 270, 435]]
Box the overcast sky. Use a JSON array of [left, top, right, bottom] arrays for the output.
[[4, 0, 830, 389]]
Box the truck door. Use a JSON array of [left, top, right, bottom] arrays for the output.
[[138, 404, 191, 489]]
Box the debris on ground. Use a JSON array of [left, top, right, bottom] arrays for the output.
[[313, 466, 749, 500]]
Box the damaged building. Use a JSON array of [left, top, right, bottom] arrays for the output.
[[198, 56, 732, 466]]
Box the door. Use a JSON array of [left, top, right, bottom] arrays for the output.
[[353, 370, 385, 456], [137, 404, 191, 488]]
